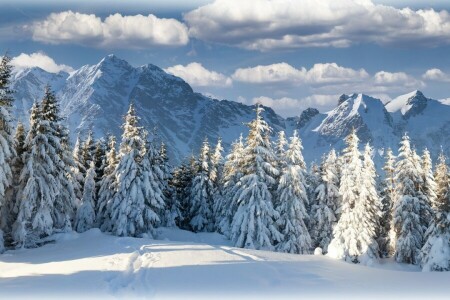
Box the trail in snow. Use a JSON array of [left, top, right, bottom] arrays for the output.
[[1, 228, 450, 299]]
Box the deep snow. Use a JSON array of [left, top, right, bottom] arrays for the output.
[[0, 228, 449, 299]]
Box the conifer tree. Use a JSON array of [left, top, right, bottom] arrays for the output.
[[310, 149, 339, 253], [81, 131, 95, 168], [72, 134, 85, 202], [411, 149, 432, 242], [360, 143, 382, 257], [0, 54, 15, 251], [169, 159, 194, 229], [93, 138, 107, 195], [305, 162, 320, 216], [421, 149, 437, 239], [216, 135, 244, 236], [12, 102, 61, 247], [75, 162, 96, 233], [6, 122, 26, 226], [108, 104, 164, 237], [328, 130, 379, 263], [275, 130, 311, 254], [230, 105, 282, 250], [392, 134, 424, 264], [420, 152, 450, 271], [39, 86, 76, 231], [96, 134, 118, 230], [189, 138, 215, 232], [378, 148, 396, 257], [210, 138, 224, 224]]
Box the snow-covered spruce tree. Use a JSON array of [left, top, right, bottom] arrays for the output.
[[360, 143, 382, 257], [12, 102, 60, 247], [93, 138, 107, 196], [328, 129, 379, 263], [169, 159, 194, 229], [210, 138, 224, 225], [72, 134, 85, 202], [81, 130, 96, 172], [75, 162, 96, 233], [108, 104, 164, 237], [40, 86, 75, 231], [156, 142, 179, 227], [274, 131, 288, 169], [378, 148, 396, 257], [0, 54, 15, 251], [188, 138, 215, 232], [392, 134, 424, 264], [411, 149, 433, 242], [275, 130, 311, 254], [230, 105, 282, 250], [216, 135, 244, 236], [96, 134, 118, 230], [305, 162, 320, 217], [310, 149, 339, 253], [420, 152, 450, 271], [5, 122, 26, 229], [421, 149, 437, 239], [434, 151, 449, 212]]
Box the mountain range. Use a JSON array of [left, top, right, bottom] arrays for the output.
[[10, 55, 450, 166]]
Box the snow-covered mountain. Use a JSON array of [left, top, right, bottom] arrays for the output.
[[10, 55, 450, 165]]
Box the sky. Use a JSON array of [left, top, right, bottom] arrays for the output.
[[1, 0, 450, 117]]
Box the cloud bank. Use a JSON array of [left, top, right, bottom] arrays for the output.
[[29, 11, 189, 48], [184, 0, 450, 50], [11, 52, 74, 73], [165, 62, 232, 87]]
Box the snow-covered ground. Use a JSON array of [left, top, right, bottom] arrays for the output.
[[1, 228, 449, 299]]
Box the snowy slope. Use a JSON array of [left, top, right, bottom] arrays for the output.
[[1, 229, 449, 299]]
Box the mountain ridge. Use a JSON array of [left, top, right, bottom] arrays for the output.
[[10, 55, 450, 165]]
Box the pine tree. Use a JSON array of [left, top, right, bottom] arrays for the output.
[[275, 130, 311, 254], [392, 134, 424, 264], [274, 131, 288, 170], [12, 102, 61, 247], [72, 134, 85, 203], [40, 86, 75, 231], [420, 152, 450, 271], [378, 148, 396, 257], [421, 149, 436, 239], [0, 54, 15, 251], [108, 104, 164, 237], [157, 142, 179, 227], [411, 149, 433, 244], [305, 162, 320, 217], [96, 134, 118, 230], [210, 138, 224, 226], [360, 143, 382, 258], [169, 159, 194, 229], [81, 131, 96, 171], [93, 138, 107, 197], [75, 162, 96, 233], [310, 149, 339, 253], [188, 138, 215, 232], [230, 105, 282, 250], [328, 130, 379, 263], [6, 122, 26, 227], [216, 135, 244, 236]]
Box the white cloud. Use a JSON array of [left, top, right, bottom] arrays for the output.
[[29, 11, 189, 48], [11, 52, 74, 73], [184, 0, 450, 50], [232, 62, 369, 85], [422, 68, 450, 82], [165, 62, 232, 87], [232, 63, 306, 84], [250, 94, 338, 117]]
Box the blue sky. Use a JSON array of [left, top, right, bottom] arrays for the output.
[[1, 0, 450, 117]]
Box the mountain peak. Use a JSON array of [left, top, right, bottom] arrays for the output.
[[385, 90, 428, 117]]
